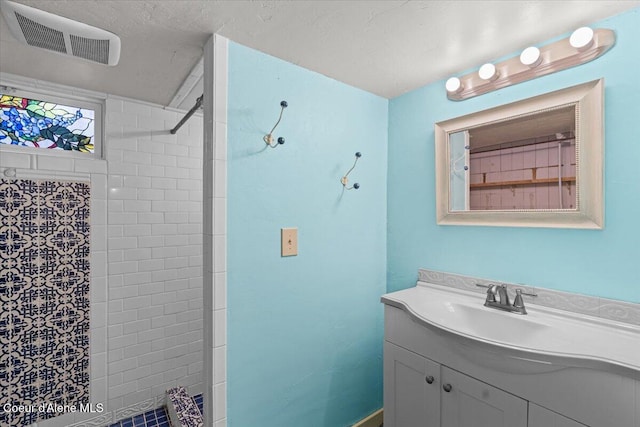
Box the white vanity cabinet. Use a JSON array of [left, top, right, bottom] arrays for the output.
[[384, 342, 440, 427], [383, 295, 640, 427], [385, 342, 527, 427], [528, 404, 587, 427]]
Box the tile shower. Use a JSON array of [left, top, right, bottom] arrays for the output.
[[0, 91, 208, 426], [0, 37, 227, 425], [0, 178, 91, 426]]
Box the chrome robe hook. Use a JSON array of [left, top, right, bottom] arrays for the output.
[[341, 152, 362, 190], [264, 101, 288, 148]]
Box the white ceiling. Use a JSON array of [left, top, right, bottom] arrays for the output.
[[1, 1, 638, 107], [470, 106, 575, 150]]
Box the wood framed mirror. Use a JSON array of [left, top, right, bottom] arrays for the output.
[[434, 79, 604, 229]]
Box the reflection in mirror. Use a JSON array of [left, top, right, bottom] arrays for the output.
[[435, 79, 604, 229], [450, 105, 577, 211]]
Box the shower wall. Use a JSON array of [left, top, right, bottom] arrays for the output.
[[0, 82, 204, 426], [104, 98, 204, 417]]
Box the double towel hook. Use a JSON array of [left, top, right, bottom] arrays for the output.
[[260, 103, 364, 193], [341, 152, 362, 190], [264, 101, 288, 148]]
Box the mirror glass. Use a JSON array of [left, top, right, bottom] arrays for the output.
[[435, 79, 603, 229], [449, 105, 577, 211]]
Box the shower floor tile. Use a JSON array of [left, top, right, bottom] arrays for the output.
[[108, 393, 202, 427], [194, 394, 203, 415], [108, 407, 169, 427]]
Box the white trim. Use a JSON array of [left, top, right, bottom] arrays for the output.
[[0, 167, 90, 182], [353, 409, 383, 427], [1, 72, 107, 101], [169, 56, 204, 109], [1, 72, 201, 114], [203, 33, 228, 427]]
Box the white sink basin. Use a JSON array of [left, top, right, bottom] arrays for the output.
[[381, 282, 640, 378], [451, 303, 550, 343]]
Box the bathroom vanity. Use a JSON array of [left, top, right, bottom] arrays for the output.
[[382, 281, 640, 427]]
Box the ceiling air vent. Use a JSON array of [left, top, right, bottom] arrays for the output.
[[0, 0, 120, 66]]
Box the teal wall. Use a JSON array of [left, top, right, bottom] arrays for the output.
[[226, 8, 639, 426], [227, 42, 388, 426], [388, 8, 640, 303]]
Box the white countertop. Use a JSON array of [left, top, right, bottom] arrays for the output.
[[382, 282, 640, 378]]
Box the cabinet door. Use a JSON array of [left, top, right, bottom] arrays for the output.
[[384, 342, 440, 427], [440, 366, 527, 427], [529, 403, 588, 427]]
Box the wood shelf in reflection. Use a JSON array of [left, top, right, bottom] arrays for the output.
[[470, 177, 576, 189]]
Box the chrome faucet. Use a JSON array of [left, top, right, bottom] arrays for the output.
[[496, 285, 510, 306], [476, 283, 537, 315]]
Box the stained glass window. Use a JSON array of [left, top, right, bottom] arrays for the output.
[[0, 94, 95, 153]]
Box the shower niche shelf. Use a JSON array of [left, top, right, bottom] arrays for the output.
[[470, 176, 576, 189]]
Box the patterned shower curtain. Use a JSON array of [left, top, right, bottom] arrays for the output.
[[0, 178, 90, 426]]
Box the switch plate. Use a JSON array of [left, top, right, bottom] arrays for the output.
[[281, 227, 298, 257]]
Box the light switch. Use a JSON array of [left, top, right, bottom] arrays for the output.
[[281, 227, 298, 257]]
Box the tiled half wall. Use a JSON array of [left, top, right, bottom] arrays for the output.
[[0, 178, 91, 426]]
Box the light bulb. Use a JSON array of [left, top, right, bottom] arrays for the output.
[[570, 27, 594, 51], [478, 63, 498, 81], [520, 46, 542, 67], [445, 77, 463, 93]]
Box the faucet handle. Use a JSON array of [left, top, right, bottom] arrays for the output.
[[512, 289, 527, 314], [513, 289, 525, 308], [512, 289, 532, 314], [475, 283, 498, 301], [513, 288, 537, 311], [515, 288, 538, 298], [485, 287, 497, 302]]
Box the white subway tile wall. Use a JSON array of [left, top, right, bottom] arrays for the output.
[[201, 34, 228, 427], [105, 98, 204, 413]]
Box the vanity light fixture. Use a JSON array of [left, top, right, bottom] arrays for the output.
[[520, 46, 542, 68], [570, 27, 595, 51], [445, 77, 463, 94], [446, 27, 615, 101], [478, 63, 498, 81]]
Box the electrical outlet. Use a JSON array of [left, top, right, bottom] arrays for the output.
[[281, 227, 298, 257]]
